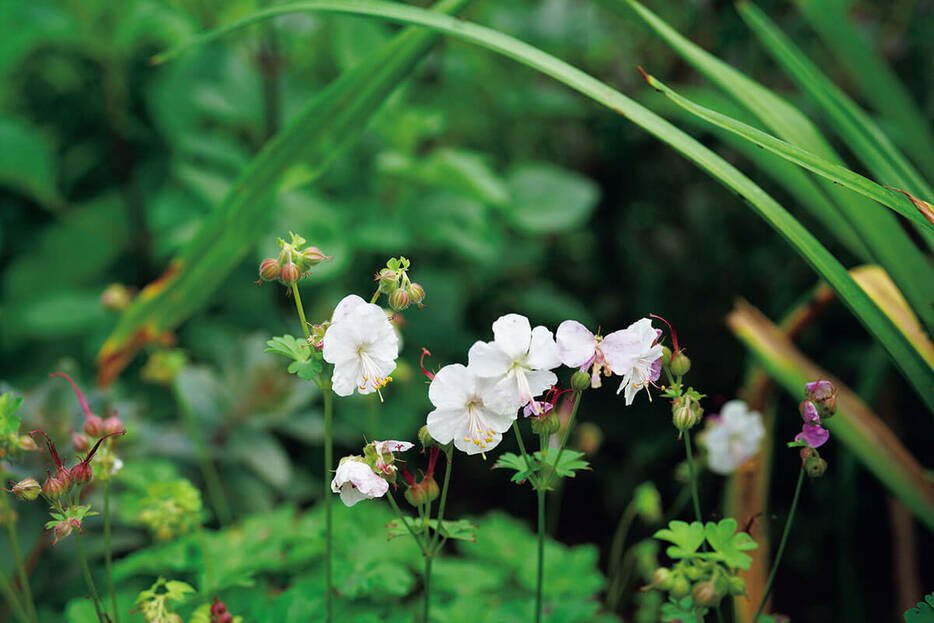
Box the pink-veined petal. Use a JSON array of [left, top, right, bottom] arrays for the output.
[[467, 341, 512, 378], [526, 326, 561, 370], [556, 320, 597, 368]]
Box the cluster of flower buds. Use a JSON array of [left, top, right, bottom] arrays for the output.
[[671, 392, 703, 434], [799, 446, 827, 479], [257, 232, 332, 287], [647, 562, 745, 608], [373, 256, 426, 312], [805, 379, 836, 418], [789, 379, 835, 456], [401, 446, 441, 507], [653, 316, 707, 437], [210, 598, 234, 623], [524, 386, 571, 436]]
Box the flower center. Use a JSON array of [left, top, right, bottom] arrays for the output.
[[462, 400, 495, 451], [357, 348, 393, 401]]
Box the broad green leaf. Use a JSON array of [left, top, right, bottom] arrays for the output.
[[537, 449, 590, 478], [727, 299, 934, 531], [0, 393, 23, 437], [502, 162, 600, 234], [904, 591, 934, 623], [660, 597, 706, 623], [653, 520, 705, 559], [0, 115, 59, 208], [385, 517, 477, 542], [796, 0, 934, 183], [736, 1, 934, 250], [265, 335, 310, 362], [703, 518, 757, 570], [96, 0, 475, 385], [492, 452, 535, 484], [151, 0, 934, 414]]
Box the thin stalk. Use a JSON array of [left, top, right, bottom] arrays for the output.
[[75, 533, 106, 623], [753, 468, 805, 622], [196, 525, 215, 593], [423, 555, 432, 623], [103, 480, 120, 623], [0, 563, 30, 623], [430, 450, 453, 554], [323, 385, 334, 623], [173, 384, 232, 525], [1, 491, 37, 623], [385, 491, 427, 554], [511, 420, 538, 488], [683, 429, 703, 524], [290, 284, 311, 340], [546, 390, 583, 489], [535, 487, 546, 623], [606, 502, 638, 610]]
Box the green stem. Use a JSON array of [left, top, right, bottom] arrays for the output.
[[291, 283, 311, 340], [75, 533, 106, 623], [1, 491, 37, 623], [606, 502, 638, 610], [429, 449, 453, 555], [369, 290, 381, 304], [511, 420, 538, 488], [196, 524, 215, 593], [323, 385, 334, 623], [683, 429, 703, 524], [423, 555, 433, 623], [103, 480, 120, 623], [385, 491, 427, 555], [753, 467, 805, 622], [0, 563, 30, 623], [535, 487, 546, 623], [546, 390, 583, 489], [173, 384, 232, 525]]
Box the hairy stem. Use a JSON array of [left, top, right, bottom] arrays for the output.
[[323, 384, 334, 623], [103, 480, 120, 623], [754, 467, 805, 621], [291, 283, 311, 340], [75, 533, 106, 623], [430, 449, 453, 555], [535, 487, 546, 623]]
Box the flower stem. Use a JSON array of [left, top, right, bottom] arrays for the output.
[[429, 449, 453, 555], [511, 420, 538, 488], [683, 429, 703, 524], [753, 467, 805, 622], [423, 554, 433, 623], [323, 384, 334, 623], [535, 486, 546, 623], [385, 491, 427, 555], [75, 532, 106, 623], [291, 283, 311, 340], [606, 501, 638, 611], [1, 490, 37, 623], [0, 563, 30, 623], [546, 390, 583, 489], [103, 480, 120, 623], [196, 524, 215, 593]]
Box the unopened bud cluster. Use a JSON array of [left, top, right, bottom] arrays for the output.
[[373, 256, 426, 312], [647, 562, 744, 609], [257, 232, 332, 286]]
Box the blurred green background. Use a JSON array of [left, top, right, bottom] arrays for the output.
[[0, 0, 931, 621]]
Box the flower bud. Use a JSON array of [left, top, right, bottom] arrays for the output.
[[259, 258, 280, 282], [217, 614, 233, 623], [669, 351, 691, 377], [531, 411, 560, 436], [404, 482, 427, 507], [52, 519, 74, 545], [300, 246, 332, 269], [389, 288, 410, 312], [672, 397, 700, 433], [670, 574, 691, 599], [692, 580, 718, 606], [377, 269, 399, 294], [651, 568, 673, 591], [661, 345, 672, 367], [103, 416, 125, 436], [279, 262, 301, 286], [16, 435, 38, 452], [42, 473, 69, 499], [418, 425, 436, 451], [805, 455, 828, 478], [72, 432, 90, 453], [805, 379, 836, 418], [728, 576, 747, 596], [70, 461, 93, 485], [683, 565, 705, 581], [100, 283, 133, 311], [211, 599, 227, 617], [407, 282, 425, 306], [422, 475, 440, 503], [10, 478, 41, 501], [571, 371, 590, 392], [84, 414, 105, 437]]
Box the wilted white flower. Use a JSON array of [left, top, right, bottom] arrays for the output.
[[322, 294, 399, 398], [601, 318, 664, 405], [468, 314, 561, 413], [700, 400, 765, 475], [426, 364, 516, 455], [330, 456, 389, 507]]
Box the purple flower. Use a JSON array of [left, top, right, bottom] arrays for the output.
[[805, 379, 837, 417], [794, 399, 829, 448]]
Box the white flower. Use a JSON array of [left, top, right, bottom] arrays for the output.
[[601, 318, 664, 405], [426, 364, 517, 455], [322, 294, 399, 398], [330, 457, 389, 507], [467, 314, 561, 413], [700, 400, 765, 475], [555, 320, 643, 388], [371, 439, 414, 477]]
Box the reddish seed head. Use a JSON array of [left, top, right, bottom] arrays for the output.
[[72, 431, 91, 453], [42, 473, 69, 499], [210, 599, 227, 616], [103, 415, 124, 436], [70, 461, 93, 485], [279, 262, 301, 286], [218, 614, 233, 623], [259, 258, 280, 281], [84, 414, 105, 437]]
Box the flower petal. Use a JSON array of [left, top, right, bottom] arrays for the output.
[[601, 329, 639, 375], [526, 326, 561, 370], [429, 364, 475, 409], [426, 407, 468, 444], [331, 358, 362, 397], [492, 314, 532, 360], [467, 341, 512, 378], [523, 368, 558, 402], [556, 320, 597, 368], [330, 294, 369, 323]]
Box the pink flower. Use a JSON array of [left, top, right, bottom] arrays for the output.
[[794, 400, 829, 448]]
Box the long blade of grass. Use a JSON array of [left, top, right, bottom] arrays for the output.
[[151, 0, 934, 411], [606, 0, 934, 335], [95, 0, 473, 385], [796, 0, 934, 182], [727, 299, 934, 532], [736, 1, 934, 249], [641, 73, 934, 334]]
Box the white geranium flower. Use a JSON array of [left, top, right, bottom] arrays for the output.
[[555, 320, 645, 388], [330, 456, 389, 507], [601, 318, 664, 405], [426, 364, 516, 456], [700, 400, 765, 475], [467, 314, 561, 413], [322, 294, 399, 399], [371, 439, 414, 478]]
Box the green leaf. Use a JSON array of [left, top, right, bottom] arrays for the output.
[[502, 162, 600, 234], [904, 591, 934, 623], [385, 517, 477, 542], [265, 335, 310, 362], [288, 358, 322, 380], [492, 452, 536, 484], [703, 518, 757, 570], [0, 393, 23, 437], [96, 0, 475, 385], [660, 596, 706, 623], [537, 449, 590, 479], [0, 115, 59, 208], [653, 521, 705, 560]]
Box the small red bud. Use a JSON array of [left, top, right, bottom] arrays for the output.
[[103, 416, 124, 436], [389, 288, 410, 312], [218, 614, 232, 623], [279, 262, 301, 286], [259, 258, 280, 281], [407, 282, 425, 306], [70, 461, 94, 485], [301, 246, 332, 267], [84, 415, 105, 437], [210, 600, 227, 616], [72, 432, 91, 453], [42, 473, 69, 499]]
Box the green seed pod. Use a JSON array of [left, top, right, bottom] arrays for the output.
[[805, 456, 828, 478], [728, 576, 747, 596], [571, 371, 590, 392], [684, 565, 705, 581], [661, 345, 672, 367], [377, 269, 399, 294], [11, 478, 41, 501], [259, 258, 280, 281], [389, 288, 410, 311], [651, 568, 674, 591], [669, 351, 691, 377], [530, 411, 560, 436], [692, 580, 718, 606], [670, 574, 691, 599], [407, 282, 426, 305]]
